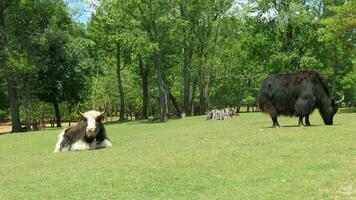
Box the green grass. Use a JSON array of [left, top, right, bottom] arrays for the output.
[[0, 111, 355, 199]]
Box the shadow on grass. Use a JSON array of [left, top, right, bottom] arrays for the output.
[[263, 124, 323, 129], [124, 117, 183, 125], [0, 126, 67, 137], [262, 123, 344, 129], [0, 129, 34, 136], [339, 107, 356, 113], [0, 131, 10, 136], [104, 120, 131, 125], [53, 147, 109, 154], [104, 119, 150, 126], [283, 124, 323, 128], [89, 147, 112, 152], [104, 117, 184, 125]]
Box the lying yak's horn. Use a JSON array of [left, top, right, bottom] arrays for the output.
[[76, 102, 85, 116], [100, 99, 107, 115], [335, 95, 345, 104]]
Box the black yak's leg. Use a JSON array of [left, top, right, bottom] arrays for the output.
[[298, 116, 305, 126], [305, 115, 311, 126], [271, 116, 280, 127]]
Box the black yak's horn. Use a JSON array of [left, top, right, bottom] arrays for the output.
[[335, 95, 345, 104]]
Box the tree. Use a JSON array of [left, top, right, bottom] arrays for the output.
[[32, 1, 93, 127], [318, 0, 356, 96], [0, 0, 22, 132]]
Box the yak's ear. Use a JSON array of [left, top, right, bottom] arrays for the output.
[[78, 111, 86, 121], [79, 115, 87, 121], [99, 115, 105, 123], [331, 99, 337, 106]]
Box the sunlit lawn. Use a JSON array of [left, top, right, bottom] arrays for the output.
[[0, 110, 355, 199]]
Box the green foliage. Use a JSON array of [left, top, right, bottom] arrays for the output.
[[0, 77, 8, 121], [0, 0, 96, 129], [318, 0, 356, 43], [211, 77, 244, 108], [341, 71, 356, 104], [0, 77, 7, 110], [85, 0, 356, 117], [34, 8, 92, 104], [0, 0, 355, 128]]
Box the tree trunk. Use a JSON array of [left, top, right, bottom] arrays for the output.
[[197, 44, 206, 115], [68, 105, 72, 127], [23, 86, 32, 131], [331, 42, 338, 97], [199, 88, 207, 115], [92, 61, 100, 109], [169, 91, 181, 117], [154, 51, 168, 121], [196, 14, 219, 115], [190, 77, 198, 116], [179, 2, 195, 116], [142, 2, 168, 121], [53, 100, 61, 127], [116, 43, 125, 121], [139, 55, 148, 119], [198, 66, 212, 115], [183, 46, 193, 116], [40, 105, 44, 128], [200, 20, 220, 114], [6, 76, 22, 132], [1, 5, 22, 133]]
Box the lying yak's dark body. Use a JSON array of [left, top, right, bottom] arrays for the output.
[[258, 70, 338, 127], [58, 120, 108, 151]]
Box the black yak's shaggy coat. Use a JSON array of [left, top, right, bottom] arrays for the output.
[[258, 70, 338, 127]]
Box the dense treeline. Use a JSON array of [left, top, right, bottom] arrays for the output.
[[0, 0, 354, 132]]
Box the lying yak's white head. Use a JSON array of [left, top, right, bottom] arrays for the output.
[[80, 110, 105, 137]]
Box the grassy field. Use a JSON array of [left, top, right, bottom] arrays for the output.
[[0, 111, 355, 199]]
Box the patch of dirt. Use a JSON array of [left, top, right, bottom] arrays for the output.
[[338, 185, 356, 197], [333, 185, 356, 200], [0, 122, 78, 134], [0, 125, 11, 134]]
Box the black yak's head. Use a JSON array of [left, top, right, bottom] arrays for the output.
[[80, 110, 105, 137], [320, 96, 344, 125]]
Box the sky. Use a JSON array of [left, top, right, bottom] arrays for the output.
[[68, 1, 92, 24]]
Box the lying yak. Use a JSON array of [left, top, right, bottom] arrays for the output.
[[258, 70, 343, 127], [54, 110, 112, 152]]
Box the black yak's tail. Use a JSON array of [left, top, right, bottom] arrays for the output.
[[258, 82, 278, 117]]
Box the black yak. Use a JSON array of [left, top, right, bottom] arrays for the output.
[[258, 70, 344, 127], [54, 110, 112, 152]]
